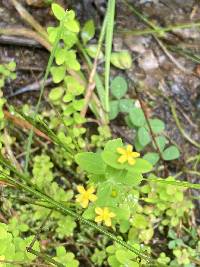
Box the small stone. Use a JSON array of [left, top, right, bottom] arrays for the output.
[[138, 50, 159, 72]]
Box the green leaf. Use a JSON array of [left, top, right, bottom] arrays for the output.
[[95, 183, 119, 207], [55, 48, 66, 65], [129, 108, 145, 127], [65, 50, 80, 71], [81, 20, 95, 44], [110, 76, 128, 99], [155, 136, 168, 151], [0, 223, 8, 239], [50, 66, 66, 83], [126, 158, 152, 173], [119, 99, 134, 113], [102, 139, 124, 169], [143, 153, 159, 165], [56, 216, 76, 238], [123, 171, 143, 186], [75, 152, 106, 174], [134, 137, 145, 151], [115, 249, 135, 264], [52, 3, 66, 20], [104, 138, 123, 153], [138, 127, 151, 147], [109, 100, 119, 120], [72, 99, 85, 111], [111, 51, 132, 69], [86, 45, 104, 59], [162, 146, 180, 160], [49, 87, 64, 102], [62, 31, 77, 49], [149, 119, 165, 134], [65, 19, 79, 33], [132, 214, 148, 229], [139, 228, 154, 243], [64, 75, 84, 95]]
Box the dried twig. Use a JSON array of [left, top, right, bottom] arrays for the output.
[[0, 35, 42, 48], [133, 84, 168, 176], [4, 110, 51, 142], [10, 0, 48, 39], [167, 98, 200, 149], [7, 77, 53, 98], [0, 28, 51, 51], [3, 128, 22, 171]]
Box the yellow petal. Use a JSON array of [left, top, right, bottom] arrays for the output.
[[117, 147, 126, 155], [118, 155, 127, 164], [81, 199, 89, 208], [95, 215, 103, 223], [95, 207, 103, 215], [126, 144, 133, 152], [87, 186, 95, 194], [131, 152, 140, 158], [77, 185, 85, 194], [104, 218, 112, 227], [128, 157, 136, 165], [89, 194, 97, 202]]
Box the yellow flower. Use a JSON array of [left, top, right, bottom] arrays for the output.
[[117, 144, 140, 165], [95, 207, 116, 227], [0, 256, 5, 267], [76, 185, 97, 208]]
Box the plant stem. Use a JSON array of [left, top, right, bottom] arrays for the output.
[[81, 11, 108, 118], [167, 98, 200, 149], [0, 169, 151, 262], [105, 0, 116, 116], [24, 17, 66, 173], [119, 21, 200, 36]]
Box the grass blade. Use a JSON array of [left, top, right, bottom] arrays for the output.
[[105, 0, 116, 116], [24, 17, 66, 173]]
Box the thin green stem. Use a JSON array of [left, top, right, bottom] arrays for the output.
[[24, 17, 66, 173], [0, 169, 151, 262], [168, 98, 200, 149], [105, 0, 115, 115], [27, 248, 64, 267], [145, 177, 200, 190], [119, 21, 200, 36]]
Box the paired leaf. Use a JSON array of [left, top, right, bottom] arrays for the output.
[[138, 127, 151, 147], [129, 107, 145, 127], [110, 76, 128, 99], [162, 146, 180, 160], [109, 100, 119, 120], [143, 152, 159, 165], [111, 51, 132, 69]]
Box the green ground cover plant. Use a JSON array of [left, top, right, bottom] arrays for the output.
[[0, 1, 199, 267]]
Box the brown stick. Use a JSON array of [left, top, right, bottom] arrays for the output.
[[133, 85, 168, 177], [4, 110, 51, 142], [81, 56, 98, 117], [10, 0, 48, 40], [0, 28, 51, 51]]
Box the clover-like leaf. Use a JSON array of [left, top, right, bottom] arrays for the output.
[[162, 146, 180, 160], [110, 76, 128, 99], [129, 107, 146, 127], [111, 51, 132, 69]]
